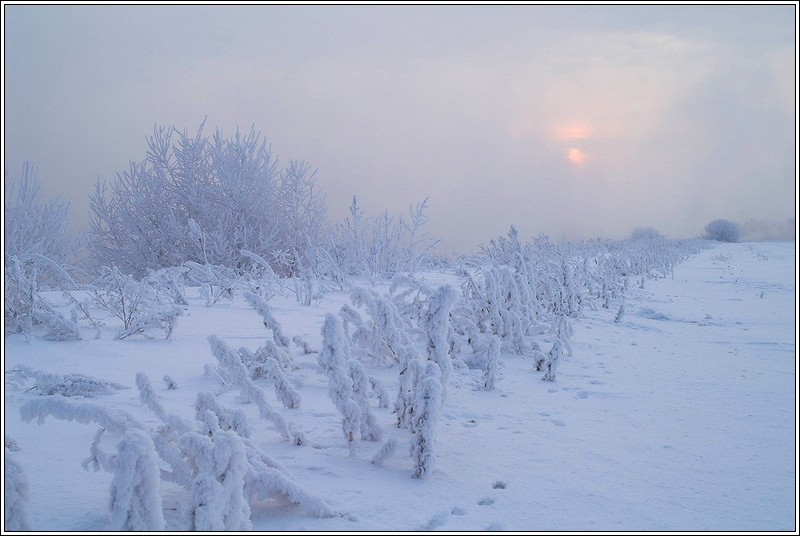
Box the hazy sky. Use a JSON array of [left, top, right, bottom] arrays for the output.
[[4, 4, 797, 253]]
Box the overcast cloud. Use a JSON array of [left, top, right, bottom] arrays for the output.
[[3, 4, 796, 253]]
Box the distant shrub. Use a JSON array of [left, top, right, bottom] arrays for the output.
[[629, 226, 663, 241], [704, 219, 740, 242]]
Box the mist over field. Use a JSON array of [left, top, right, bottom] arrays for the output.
[[3, 4, 796, 252]]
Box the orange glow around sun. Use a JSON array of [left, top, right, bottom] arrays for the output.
[[567, 147, 586, 164], [555, 124, 591, 141]]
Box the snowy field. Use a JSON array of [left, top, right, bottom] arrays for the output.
[[3, 240, 796, 532]]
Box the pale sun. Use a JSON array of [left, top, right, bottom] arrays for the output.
[[567, 147, 586, 164]]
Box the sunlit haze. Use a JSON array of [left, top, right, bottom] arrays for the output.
[[3, 4, 797, 253]]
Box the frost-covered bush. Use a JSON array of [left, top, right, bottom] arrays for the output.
[[244, 291, 290, 348], [195, 392, 250, 438], [542, 339, 565, 382], [250, 354, 301, 409], [4, 162, 76, 278], [182, 428, 252, 531], [184, 257, 239, 308], [19, 368, 334, 529], [629, 226, 663, 241], [5, 365, 128, 397], [318, 314, 363, 452], [330, 196, 439, 282], [108, 429, 166, 530], [704, 219, 740, 242], [4, 452, 30, 530], [348, 360, 382, 441], [419, 284, 458, 398], [92, 267, 183, 339], [88, 122, 328, 278], [483, 336, 501, 390], [209, 336, 303, 445], [614, 303, 625, 323], [410, 362, 443, 479]]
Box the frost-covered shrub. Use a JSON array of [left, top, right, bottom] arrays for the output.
[[92, 267, 183, 340], [88, 123, 328, 278], [552, 314, 574, 356], [292, 335, 315, 354], [542, 339, 565, 382], [208, 335, 303, 444], [244, 291, 290, 348], [630, 226, 663, 241], [252, 339, 296, 372], [108, 429, 165, 530], [614, 303, 625, 323], [135, 373, 193, 436], [330, 196, 439, 281], [371, 438, 397, 466], [423, 285, 458, 397], [4, 453, 30, 530], [348, 360, 382, 441], [483, 336, 501, 390], [18, 368, 334, 529], [319, 315, 362, 452], [410, 362, 443, 479], [184, 259, 238, 308], [705, 219, 740, 242], [4, 162, 77, 285], [5, 255, 79, 340], [251, 356, 301, 409], [347, 287, 419, 367], [195, 392, 250, 438], [369, 376, 391, 409], [181, 429, 252, 531], [6, 365, 128, 398], [4, 162, 71, 257]]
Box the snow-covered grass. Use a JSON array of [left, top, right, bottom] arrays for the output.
[[3, 241, 796, 531]]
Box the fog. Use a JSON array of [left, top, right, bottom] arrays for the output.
[[4, 4, 796, 253]]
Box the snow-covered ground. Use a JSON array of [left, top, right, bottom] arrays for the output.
[[3, 241, 796, 531]]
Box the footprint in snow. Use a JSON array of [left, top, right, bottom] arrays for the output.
[[478, 497, 495, 506], [550, 419, 566, 427], [451, 506, 467, 516], [492, 480, 508, 489], [424, 512, 449, 530]]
